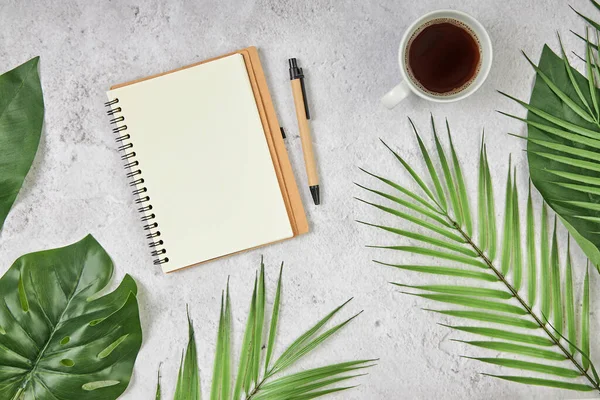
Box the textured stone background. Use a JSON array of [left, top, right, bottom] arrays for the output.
[[1, 0, 599, 398]]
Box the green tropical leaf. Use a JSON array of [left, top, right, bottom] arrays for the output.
[[511, 171, 523, 291], [0, 235, 142, 400], [469, 357, 580, 378], [431, 116, 462, 226], [565, 240, 576, 354], [380, 262, 498, 281], [500, 157, 513, 276], [522, 49, 595, 123], [210, 284, 232, 400], [270, 310, 362, 375], [526, 182, 536, 307], [156, 365, 162, 400], [368, 246, 486, 268], [478, 139, 488, 252], [174, 310, 201, 400], [257, 360, 374, 394], [550, 218, 564, 334], [502, 112, 600, 150], [379, 139, 438, 206], [393, 284, 511, 299], [441, 325, 553, 346], [0, 57, 44, 231], [531, 151, 600, 171], [454, 340, 566, 361], [483, 146, 497, 260], [482, 374, 594, 391], [233, 275, 257, 398], [585, 29, 599, 118], [358, 221, 475, 256], [358, 168, 440, 214], [252, 263, 266, 387], [355, 183, 450, 226], [583, 266, 590, 371], [264, 264, 283, 375], [559, 33, 595, 117], [446, 121, 473, 235], [357, 119, 600, 393], [541, 204, 551, 322], [499, 91, 598, 139], [572, 3, 600, 31], [161, 261, 373, 399], [426, 309, 538, 329], [252, 374, 363, 400], [355, 198, 463, 242], [404, 293, 526, 315], [503, 41, 600, 272], [409, 118, 447, 211], [511, 133, 600, 160]]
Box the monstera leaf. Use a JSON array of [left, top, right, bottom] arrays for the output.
[[0, 57, 44, 231], [0, 235, 142, 400]]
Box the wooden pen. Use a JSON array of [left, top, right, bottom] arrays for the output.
[[288, 58, 320, 205]]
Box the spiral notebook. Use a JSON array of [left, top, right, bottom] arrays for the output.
[[105, 47, 308, 273]]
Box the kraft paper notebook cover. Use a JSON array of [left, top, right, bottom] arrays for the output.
[[105, 47, 308, 273]]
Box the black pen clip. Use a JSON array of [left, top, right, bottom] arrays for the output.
[[289, 58, 311, 120], [299, 75, 310, 120]]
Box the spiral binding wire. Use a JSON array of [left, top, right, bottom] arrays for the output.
[[105, 98, 169, 266]]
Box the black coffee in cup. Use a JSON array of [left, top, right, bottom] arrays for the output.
[[406, 18, 481, 95]]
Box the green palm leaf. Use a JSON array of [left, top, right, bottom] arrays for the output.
[[511, 170, 523, 291], [565, 240, 576, 354], [446, 121, 473, 235], [380, 262, 498, 281], [483, 145, 497, 260], [440, 325, 553, 346], [174, 310, 201, 400], [482, 374, 594, 391], [500, 159, 513, 276], [526, 182, 536, 307], [501, 24, 600, 272], [211, 284, 232, 400], [394, 284, 511, 299], [431, 116, 462, 226], [550, 218, 564, 335], [157, 260, 373, 399], [469, 358, 580, 378], [453, 340, 566, 361], [156, 366, 162, 400], [583, 266, 590, 371], [426, 309, 538, 329], [410, 118, 448, 211], [357, 119, 600, 393], [540, 204, 551, 323]]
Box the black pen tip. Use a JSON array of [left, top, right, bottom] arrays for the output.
[[310, 185, 320, 205]]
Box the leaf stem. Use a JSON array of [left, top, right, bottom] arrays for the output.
[[10, 387, 24, 400], [448, 219, 600, 392], [244, 376, 268, 400]]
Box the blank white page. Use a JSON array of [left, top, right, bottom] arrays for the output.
[[108, 54, 293, 272]]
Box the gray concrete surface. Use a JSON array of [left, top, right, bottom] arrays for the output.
[[1, 0, 599, 398]]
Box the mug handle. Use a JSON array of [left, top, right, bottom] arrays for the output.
[[381, 81, 410, 109]]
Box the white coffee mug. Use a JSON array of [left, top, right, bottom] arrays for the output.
[[382, 9, 493, 108]]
